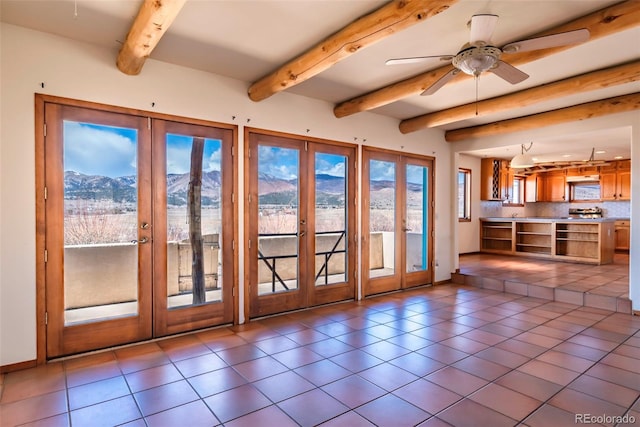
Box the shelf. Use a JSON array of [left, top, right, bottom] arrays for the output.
[[517, 232, 551, 236], [484, 226, 512, 229], [556, 230, 598, 234], [482, 237, 512, 241], [556, 238, 597, 242], [516, 243, 551, 248]]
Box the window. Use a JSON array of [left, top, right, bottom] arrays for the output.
[[458, 168, 471, 221], [570, 181, 601, 201], [511, 176, 525, 205]]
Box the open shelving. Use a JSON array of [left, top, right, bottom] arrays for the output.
[[479, 219, 615, 265], [555, 222, 599, 259], [481, 221, 513, 252], [516, 222, 552, 255]]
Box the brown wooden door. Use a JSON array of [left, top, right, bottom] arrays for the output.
[[151, 120, 235, 336], [42, 99, 237, 358], [362, 147, 434, 297], [44, 104, 153, 357], [246, 131, 356, 318]]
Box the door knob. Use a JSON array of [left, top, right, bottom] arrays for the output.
[[140, 222, 150, 229]]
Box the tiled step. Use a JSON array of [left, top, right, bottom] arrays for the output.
[[451, 272, 632, 314]]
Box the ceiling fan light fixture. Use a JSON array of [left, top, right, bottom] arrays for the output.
[[453, 45, 501, 76]]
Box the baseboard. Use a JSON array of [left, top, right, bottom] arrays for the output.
[[1, 359, 37, 374]]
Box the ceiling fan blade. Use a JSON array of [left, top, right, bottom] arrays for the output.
[[385, 55, 453, 66], [489, 61, 529, 84], [502, 28, 590, 53], [469, 14, 499, 44], [421, 68, 459, 96]]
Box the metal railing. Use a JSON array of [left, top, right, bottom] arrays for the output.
[[257, 230, 346, 292]]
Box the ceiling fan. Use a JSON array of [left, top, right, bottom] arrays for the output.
[[386, 14, 590, 96]]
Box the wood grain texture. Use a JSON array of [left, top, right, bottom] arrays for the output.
[[445, 92, 640, 142], [399, 60, 640, 133], [248, 0, 458, 102], [117, 0, 187, 75]]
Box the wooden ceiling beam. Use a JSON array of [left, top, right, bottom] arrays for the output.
[[444, 92, 640, 142], [399, 60, 640, 133], [247, 0, 458, 102], [117, 0, 187, 76], [334, 0, 640, 118]]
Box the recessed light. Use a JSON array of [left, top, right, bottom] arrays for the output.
[[595, 150, 606, 154], [562, 154, 571, 158], [532, 157, 538, 161], [614, 155, 623, 159]]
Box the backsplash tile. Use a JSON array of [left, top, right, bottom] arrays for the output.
[[479, 201, 630, 219]]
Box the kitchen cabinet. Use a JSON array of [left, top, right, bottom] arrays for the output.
[[480, 218, 615, 264], [525, 174, 542, 202], [481, 158, 518, 202], [481, 158, 508, 201], [600, 160, 630, 201], [615, 220, 630, 251], [541, 171, 567, 202]]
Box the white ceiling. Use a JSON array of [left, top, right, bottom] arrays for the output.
[[2, 0, 638, 161]]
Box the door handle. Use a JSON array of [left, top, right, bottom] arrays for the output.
[[131, 237, 149, 244], [140, 222, 150, 229]]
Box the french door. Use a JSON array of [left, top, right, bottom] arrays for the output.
[[362, 147, 434, 296], [246, 131, 356, 318], [40, 98, 235, 358]]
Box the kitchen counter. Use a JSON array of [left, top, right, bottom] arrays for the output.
[[481, 217, 616, 222], [479, 218, 615, 264]]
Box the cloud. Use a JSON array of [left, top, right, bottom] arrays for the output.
[[258, 146, 298, 179], [64, 121, 137, 177], [369, 159, 396, 181], [316, 153, 346, 177]]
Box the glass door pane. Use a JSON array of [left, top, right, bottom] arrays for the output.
[[63, 121, 139, 325], [406, 164, 428, 273], [314, 153, 347, 286], [165, 134, 223, 308], [257, 145, 300, 295], [369, 159, 396, 278]]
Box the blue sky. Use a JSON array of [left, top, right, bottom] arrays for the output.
[[258, 146, 346, 180], [63, 121, 221, 177], [370, 160, 428, 185]]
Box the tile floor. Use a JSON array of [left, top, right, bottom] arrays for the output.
[[455, 253, 631, 313], [2, 284, 640, 426]]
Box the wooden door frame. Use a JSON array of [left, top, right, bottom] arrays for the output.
[[243, 127, 357, 320], [35, 94, 239, 363], [361, 146, 435, 297], [151, 119, 236, 337]]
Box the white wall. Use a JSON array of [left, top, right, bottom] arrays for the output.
[[0, 23, 454, 366], [457, 154, 481, 254]]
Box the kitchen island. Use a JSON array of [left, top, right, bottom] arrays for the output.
[[480, 217, 616, 265]]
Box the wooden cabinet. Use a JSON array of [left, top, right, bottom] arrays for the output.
[[480, 221, 513, 252], [480, 159, 509, 201], [555, 222, 614, 264], [600, 160, 630, 201], [541, 171, 567, 202], [480, 158, 519, 202], [516, 222, 552, 255], [525, 174, 542, 203], [615, 220, 630, 251], [480, 219, 615, 264]]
